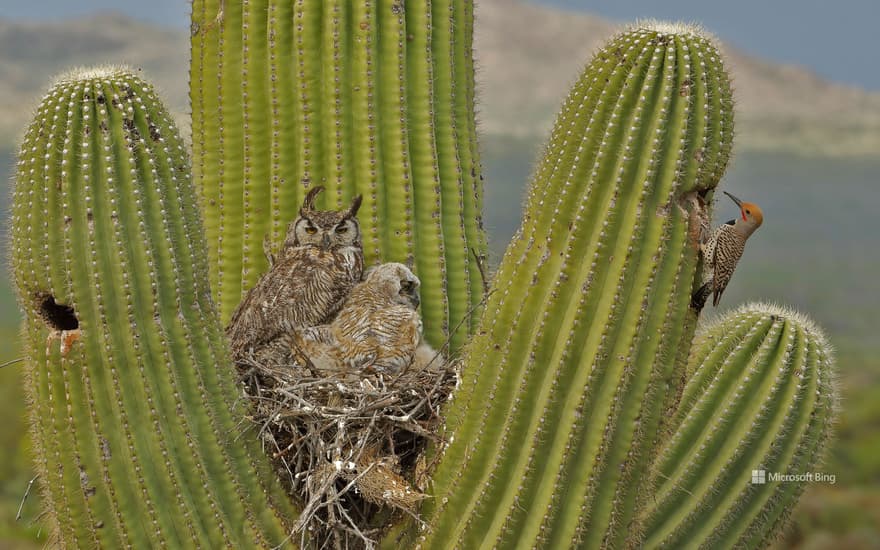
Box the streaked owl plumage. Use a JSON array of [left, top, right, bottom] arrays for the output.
[[296, 263, 423, 374], [226, 186, 364, 359]]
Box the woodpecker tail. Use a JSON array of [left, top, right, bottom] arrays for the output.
[[691, 282, 712, 311]]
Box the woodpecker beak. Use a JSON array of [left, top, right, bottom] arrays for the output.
[[723, 191, 747, 221], [321, 234, 331, 250]]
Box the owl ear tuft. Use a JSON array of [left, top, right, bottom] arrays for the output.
[[346, 195, 363, 218], [300, 186, 325, 216]]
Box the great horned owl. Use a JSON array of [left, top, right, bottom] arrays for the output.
[[226, 186, 364, 359], [296, 263, 425, 374]]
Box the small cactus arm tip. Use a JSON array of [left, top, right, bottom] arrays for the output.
[[640, 302, 836, 548], [10, 67, 296, 547]]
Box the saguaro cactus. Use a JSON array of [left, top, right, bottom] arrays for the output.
[[641, 303, 836, 548], [190, 0, 486, 352], [10, 68, 296, 547], [10, 3, 836, 549]]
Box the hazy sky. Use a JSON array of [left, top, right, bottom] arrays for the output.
[[3, 0, 879, 90], [539, 0, 880, 90]]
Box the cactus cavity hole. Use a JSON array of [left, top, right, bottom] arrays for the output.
[[37, 294, 79, 331]]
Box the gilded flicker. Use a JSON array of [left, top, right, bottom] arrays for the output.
[[691, 191, 764, 310]]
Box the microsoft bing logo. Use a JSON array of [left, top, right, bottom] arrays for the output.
[[749, 469, 836, 485]]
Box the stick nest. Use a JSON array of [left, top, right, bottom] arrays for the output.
[[237, 350, 458, 549]]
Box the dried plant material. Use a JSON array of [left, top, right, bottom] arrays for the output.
[[237, 346, 457, 549]]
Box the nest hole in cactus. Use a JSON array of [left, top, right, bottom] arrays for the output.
[[35, 293, 79, 331]]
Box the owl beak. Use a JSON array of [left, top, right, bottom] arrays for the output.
[[321, 233, 332, 250]]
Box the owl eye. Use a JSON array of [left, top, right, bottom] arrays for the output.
[[400, 280, 414, 292], [335, 224, 348, 234], [305, 226, 318, 234]]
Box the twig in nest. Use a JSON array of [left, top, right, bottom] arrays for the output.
[[471, 247, 492, 298], [398, 287, 493, 379]]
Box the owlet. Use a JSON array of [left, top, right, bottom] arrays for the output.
[[296, 263, 427, 374]]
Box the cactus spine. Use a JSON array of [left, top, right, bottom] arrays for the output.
[[641, 303, 836, 548], [416, 23, 734, 548], [190, 0, 486, 351], [10, 68, 296, 547]]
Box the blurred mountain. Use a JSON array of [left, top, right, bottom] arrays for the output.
[[475, 0, 880, 156], [2, 2, 880, 155]]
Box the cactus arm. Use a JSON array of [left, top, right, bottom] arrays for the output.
[[641, 304, 835, 547], [737, 335, 833, 548], [416, 25, 733, 548], [11, 69, 296, 547]]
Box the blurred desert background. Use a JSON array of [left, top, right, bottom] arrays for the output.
[[1, 1, 878, 547]]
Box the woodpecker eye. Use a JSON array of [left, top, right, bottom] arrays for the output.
[[745, 209, 751, 215], [305, 226, 318, 234]]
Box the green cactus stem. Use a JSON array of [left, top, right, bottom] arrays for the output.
[[10, 67, 297, 547], [190, 0, 487, 351], [412, 22, 734, 548], [640, 303, 836, 548]]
